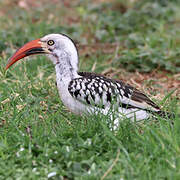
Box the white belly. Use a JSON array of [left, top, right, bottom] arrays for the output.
[[57, 79, 90, 115]]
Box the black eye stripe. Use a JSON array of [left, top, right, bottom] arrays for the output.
[[47, 40, 55, 46]]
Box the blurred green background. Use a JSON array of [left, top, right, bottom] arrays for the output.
[[0, 0, 180, 73]]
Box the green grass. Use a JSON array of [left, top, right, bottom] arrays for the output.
[[0, 0, 180, 179]]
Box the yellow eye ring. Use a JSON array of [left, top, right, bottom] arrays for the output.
[[47, 40, 55, 46]]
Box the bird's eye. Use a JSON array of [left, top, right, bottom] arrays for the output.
[[47, 40, 55, 46]]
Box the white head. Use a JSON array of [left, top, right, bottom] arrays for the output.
[[41, 34, 78, 69]]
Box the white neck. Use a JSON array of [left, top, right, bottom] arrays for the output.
[[55, 51, 79, 80]]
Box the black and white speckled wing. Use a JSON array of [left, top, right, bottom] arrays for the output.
[[68, 72, 160, 112]]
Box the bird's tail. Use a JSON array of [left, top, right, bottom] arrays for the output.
[[155, 110, 176, 119]]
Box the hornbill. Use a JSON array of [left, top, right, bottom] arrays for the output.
[[6, 34, 174, 124]]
